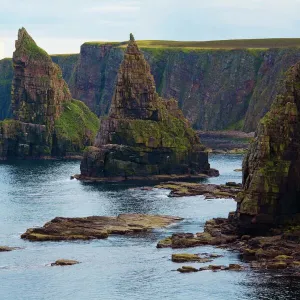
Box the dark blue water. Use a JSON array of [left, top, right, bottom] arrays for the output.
[[0, 154, 299, 300]]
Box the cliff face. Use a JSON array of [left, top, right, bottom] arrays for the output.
[[70, 45, 300, 132], [2, 44, 300, 132], [79, 35, 211, 180], [0, 28, 99, 159], [0, 58, 13, 120], [237, 62, 300, 233], [12, 28, 72, 129]]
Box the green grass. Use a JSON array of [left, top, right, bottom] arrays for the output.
[[54, 99, 99, 151], [225, 119, 245, 131], [83, 38, 300, 50], [16, 28, 49, 60]]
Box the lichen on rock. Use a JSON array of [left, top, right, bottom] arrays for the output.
[[79, 34, 213, 181]]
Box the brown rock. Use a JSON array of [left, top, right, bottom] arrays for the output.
[[21, 214, 183, 241], [12, 28, 72, 128], [228, 264, 244, 271], [177, 266, 199, 273], [171, 253, 212, 263], [0, 246, 19, 252], [79, 34, 213, 181], [155, 181, 242, 199], [51, 259, 80, 266]]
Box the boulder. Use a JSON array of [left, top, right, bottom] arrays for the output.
[[177, 266, 199, 273]]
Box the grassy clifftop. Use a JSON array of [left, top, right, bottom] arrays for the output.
[[83, 38, 300, 50]]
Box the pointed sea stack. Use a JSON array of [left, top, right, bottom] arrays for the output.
[[12, 27, 72, 129], [0, 28, 99, 159], [79, 34, 214, 181], [237, 62, 300, 233]]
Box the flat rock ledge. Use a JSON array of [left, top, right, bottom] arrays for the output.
[[177, 264, 244, 273], [71, 170, 219, 183], [158, 213, 300, 275], [171, 253, 213, 263], [21, 214, 183, 242], [155, 181, 242, 199], [51, 259, 80, 266], [0, 246, 20, 252]]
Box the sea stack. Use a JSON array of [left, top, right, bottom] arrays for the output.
[[0, 28, 99, 159], [79, 34, 213, 181], [237, 62, 300, 233], [12, 27, 72, 129]]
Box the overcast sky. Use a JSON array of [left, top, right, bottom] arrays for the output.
[[1, 0, 300, 58]]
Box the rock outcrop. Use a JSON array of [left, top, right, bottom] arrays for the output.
[[21, 214, 183, 241], [12, 28, 72, 128], [236, 62, 300, 233], [78, 34, 212, 181], [155, 181, 241, 199], [0, 28, 99, 159]]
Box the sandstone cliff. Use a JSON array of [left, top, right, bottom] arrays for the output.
[[237, 62, 300, 232], [0, 28, 99, 159], [0, 58, 13, 120], [2, 41, 300, 132], [63, 44, 300, 132], [79, 35, 211, 181]]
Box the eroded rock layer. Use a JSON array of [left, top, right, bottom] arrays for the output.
[[0, 28, 99, 159], [12, 28, 72, 128], [237, 62, 300, 232], [21, 214, 183, 241], [79, 35, 211, 181]]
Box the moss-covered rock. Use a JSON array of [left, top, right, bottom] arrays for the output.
[[53, 99, 99, 156], [171, 253, 212, 263], [237, 62, 300, 233], [0, 28, 99, 159], [79, 34, 212, 181]]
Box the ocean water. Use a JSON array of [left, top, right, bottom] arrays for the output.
[[0, 154, 299, 300]]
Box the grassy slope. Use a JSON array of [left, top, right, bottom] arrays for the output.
[[54, 99, 99, 152], [83, 38, 300, 49]]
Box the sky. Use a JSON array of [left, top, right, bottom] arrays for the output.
[[1, 0, 300, 58]]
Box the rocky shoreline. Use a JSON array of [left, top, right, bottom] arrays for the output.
[[157, 213, 300, 275]]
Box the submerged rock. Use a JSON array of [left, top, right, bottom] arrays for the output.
[[171, 253, 212, 263], [0, 28, 99, 159], [78, 34, 214, 182], [177, 266, 199, 273], [0, 246, 20, 252], [51, 259, 80, 266], [21, 214, 183, 241]]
